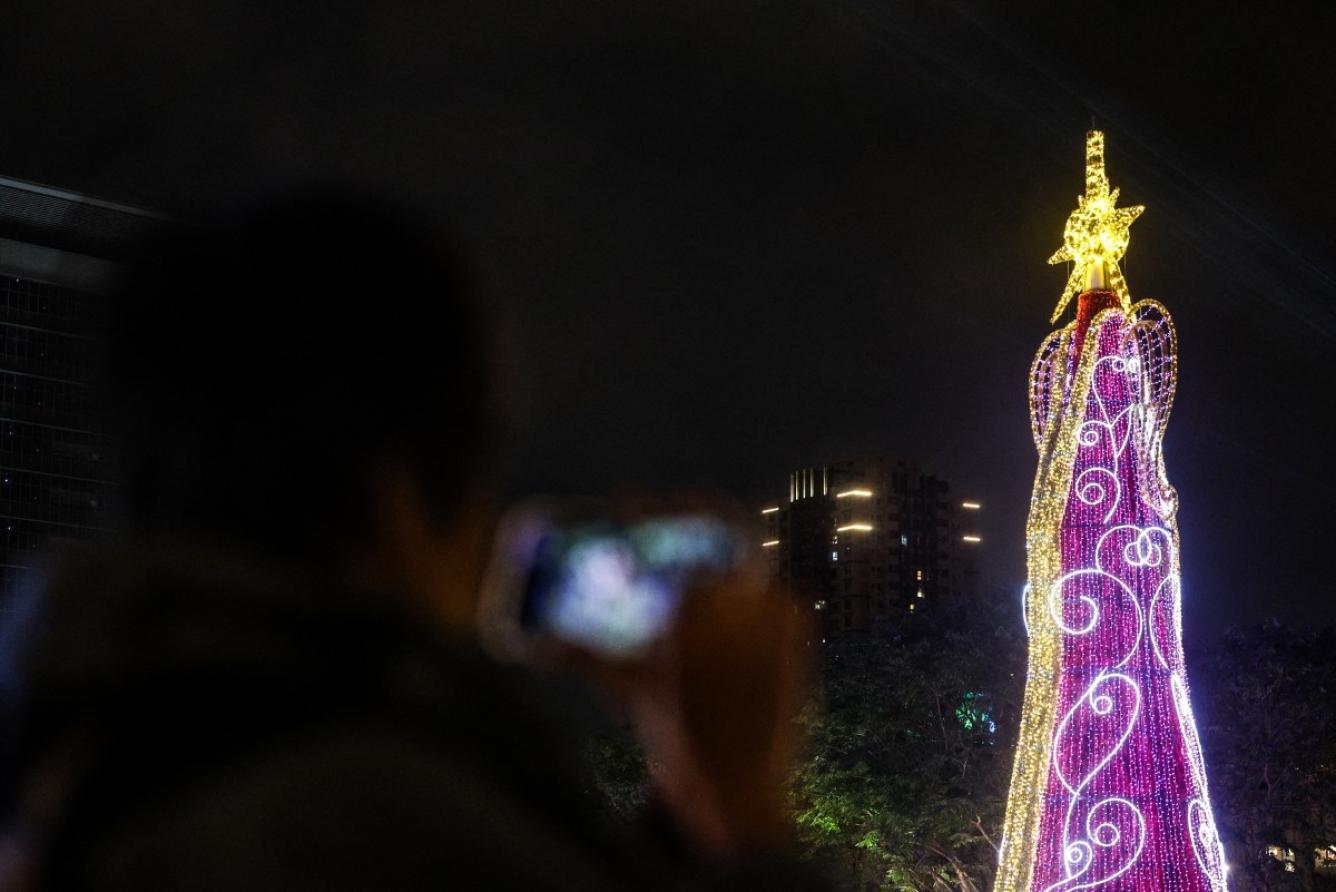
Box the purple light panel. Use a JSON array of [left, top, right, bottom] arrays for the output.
[[1027, 299, 1227, 892]]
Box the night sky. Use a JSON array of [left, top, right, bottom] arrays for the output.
[[4, 1, 1334, 643]]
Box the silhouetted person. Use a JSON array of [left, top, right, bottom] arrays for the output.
[[3, 192, 818, 891]]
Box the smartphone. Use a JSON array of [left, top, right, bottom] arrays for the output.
[[480, 505, 746, 660]]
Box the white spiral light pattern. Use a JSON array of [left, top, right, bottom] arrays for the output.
[[998, 301, 1228, 892]]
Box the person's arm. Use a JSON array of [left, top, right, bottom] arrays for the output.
[[581, 560, 822, 884], [57, 728, 624, 892]]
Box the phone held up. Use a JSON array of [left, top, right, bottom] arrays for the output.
[[479, 502, 750, 662]]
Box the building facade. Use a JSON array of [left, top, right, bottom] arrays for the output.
[[0, 175, 164, 615], [760, 455, 981, 638]]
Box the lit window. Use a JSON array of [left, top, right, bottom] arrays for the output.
[[831, 551, 838, 561], [1266, 847, 1296, 873]]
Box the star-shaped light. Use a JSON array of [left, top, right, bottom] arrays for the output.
[[1046, 130, 1144, 322]]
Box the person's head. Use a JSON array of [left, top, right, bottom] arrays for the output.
[[106, 188, 500, 623]]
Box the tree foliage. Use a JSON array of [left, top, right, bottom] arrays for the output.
[[790, 595, 1025, 891], [579, 612, 1336, 892], [581, 725, 651, 825], [1199, 622, 1336, 891]]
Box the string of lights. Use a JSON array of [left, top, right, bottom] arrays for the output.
[[995, 133, 1227, 892], [1047, 131, 1144, 323]]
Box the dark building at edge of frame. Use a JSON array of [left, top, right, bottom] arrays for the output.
[[759, 456, 983, 641], [0, 175, 165, 616]]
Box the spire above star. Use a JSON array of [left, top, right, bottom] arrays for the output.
[[1046, 130, 1144, 322]]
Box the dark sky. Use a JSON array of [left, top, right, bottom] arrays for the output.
[[4, 1, 1334, 643]]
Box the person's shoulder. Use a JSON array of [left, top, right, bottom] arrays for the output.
[[78, 722, 625, 891]]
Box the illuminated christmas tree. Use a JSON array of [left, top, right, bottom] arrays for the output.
[[994, 132, 1228, 892]]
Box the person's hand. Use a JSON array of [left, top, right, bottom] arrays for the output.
[[586, 561, 811, 859]]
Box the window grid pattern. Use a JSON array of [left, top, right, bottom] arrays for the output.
[[1, 275, 110, 614]]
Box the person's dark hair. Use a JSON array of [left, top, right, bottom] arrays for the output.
[[105, 188, 495, 559]]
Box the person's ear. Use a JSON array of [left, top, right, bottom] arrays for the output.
[[365, 462, 498, 633]]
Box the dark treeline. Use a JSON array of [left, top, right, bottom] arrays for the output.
[[1200, 624, 1336, 891], [585, 607, 1336, 892]]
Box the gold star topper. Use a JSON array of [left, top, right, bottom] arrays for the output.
[[1046, 130, 1144, 322]]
